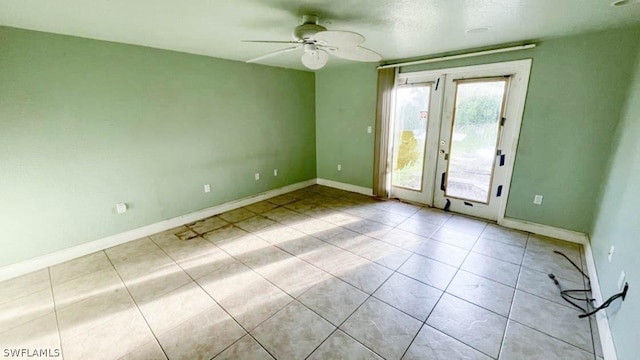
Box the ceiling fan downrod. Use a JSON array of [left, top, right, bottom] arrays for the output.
[[293, 15, 326, 42]]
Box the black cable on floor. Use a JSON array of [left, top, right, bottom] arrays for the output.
[[548, 250, 629, 318], [553, 250, 590, 280], [579, 282, 629, 318], [547, 273, 591, 312]]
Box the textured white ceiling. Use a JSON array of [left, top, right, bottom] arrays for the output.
[[1, 0, 639, 71]]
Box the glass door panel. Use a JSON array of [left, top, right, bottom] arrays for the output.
[[391, 85, 431, 191], [445, 79, 507, 203]]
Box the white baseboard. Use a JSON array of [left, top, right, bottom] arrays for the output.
[[583, 239, 617, 360], [0, 179, 316, 282], [316, 178, 373, 196], [498, 217, 588, 244]]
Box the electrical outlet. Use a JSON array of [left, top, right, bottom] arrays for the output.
[[608, 245, 615, 262], [367, 126, 372, 134], [533, 194, 543, 205], [337, 164, 342, 171], [618, 271, 626, 291], [254, 173, 260, 180], [274, 169, 278, 176], [116, 203, 127, 214], [204, 184, 211, 193]]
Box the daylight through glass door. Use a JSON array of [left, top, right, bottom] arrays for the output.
[[391, 84, 431, 191], [445, 79, 507, 203]]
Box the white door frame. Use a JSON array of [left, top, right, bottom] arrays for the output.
[[388, 59, 532, 221]]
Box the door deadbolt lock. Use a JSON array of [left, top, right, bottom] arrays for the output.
[[439, 149, 445, 154]]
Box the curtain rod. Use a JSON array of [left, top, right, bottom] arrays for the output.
[[377, 44, 536, 69]]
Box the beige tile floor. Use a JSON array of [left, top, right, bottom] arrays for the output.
[[0, 185, 604, 360]]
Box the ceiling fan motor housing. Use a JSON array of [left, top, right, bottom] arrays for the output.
[[293, 15, 326, 41]]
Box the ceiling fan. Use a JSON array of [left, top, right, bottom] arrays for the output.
[[243, 14, 382, 70]]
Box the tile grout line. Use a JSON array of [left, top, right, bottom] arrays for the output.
[[0, 294, 63, 338], [157, 211, 311, 360], [146, 222, 284, 360], [400, 221, 490, 359], [268, 190, 399, 359], [103, 247, 171, 360], [200, 206, 392, 358], [287, 196, 429, 359], [254, 208, 401, 292], [192, 199, 375, 359], [515, 282, 595, 313], [436, 232, 529, 320], [150, 213, 305, 353], [47, 267, 66, 360], [496, 232, 530, 359], [303, 197, 490, 359], [506, 317, 598, 356], [397, 211, 473, 360], [312, 204, 475, 359], [0, 268, 63, 325], [307, 253, 413, 360]]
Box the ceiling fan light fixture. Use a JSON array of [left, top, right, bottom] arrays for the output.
[[301, 49, 329, 70]]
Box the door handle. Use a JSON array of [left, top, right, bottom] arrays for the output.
[[440, 172, 446, 191]]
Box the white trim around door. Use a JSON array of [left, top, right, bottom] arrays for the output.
[[386, 59, 532, 222]]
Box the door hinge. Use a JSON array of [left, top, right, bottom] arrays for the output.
[[497, 185, 503, 197], [499, 154, 506, 166], [500, 117, 506, 126], [440, 172, 446, 191]]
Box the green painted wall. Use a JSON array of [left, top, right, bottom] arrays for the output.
[[0, 26, 316, 267], [590, 45, 640, 360], [315, 26, 640, 232], [315, 63, 378, 188]]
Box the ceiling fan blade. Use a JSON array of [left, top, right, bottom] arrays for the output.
[[246, 45, 303, 63], [314, 30, 365, 47], [321, 45, 382, 62], [241, 40, 302, 44]]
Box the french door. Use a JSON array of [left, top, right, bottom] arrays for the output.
[[389, 60, 531, 221], [389, 75, 442, 204]]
